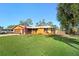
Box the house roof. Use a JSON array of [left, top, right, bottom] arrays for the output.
[[12, 25, 27, 29], [12, 25, 53, 29], [27, 26, 53, 29]]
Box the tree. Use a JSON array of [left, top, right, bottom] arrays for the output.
[[7, 25, 16, 29], [57, 3, 79, 34], [47, 21, 53, 27], [19, 20, 24, 25], [36, 19, 47, 26], [0, 26, 3, 30], [53, 25, 58, 29], [36, 23, 39, 26], [19, 18, 33, 26]]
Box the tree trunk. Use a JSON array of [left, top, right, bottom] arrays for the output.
[[70, 19, 76, 35], [65, 25, 70, 34]]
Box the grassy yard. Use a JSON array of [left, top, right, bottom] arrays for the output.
[[0, 35, 79, 56]]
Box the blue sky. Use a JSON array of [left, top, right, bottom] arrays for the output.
[[0, 3, 60, 28]]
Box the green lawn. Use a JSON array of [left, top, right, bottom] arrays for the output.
[[0, 35, 79, 56]]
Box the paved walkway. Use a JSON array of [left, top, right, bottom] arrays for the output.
[[62, 34, 78, 39], [0, 34, 20, 37]]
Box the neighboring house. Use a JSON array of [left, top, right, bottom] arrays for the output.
[[2, 28, 13, 33], [0, 28, 13, 34], [0, 29, 2, 33], [0, 26, 3, 33], [13, 25, 55, 35]]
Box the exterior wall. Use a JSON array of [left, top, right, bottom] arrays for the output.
[[31, 28, 54, 35], [13, 26, 26, 34], [31, 29, 37, 34], [13, 29, 22, 34], [30, 28, 45, 35], [44, 28, 55, 35], [27, 29, 32, 34], [47, 28, 52, 34], [37, 28, 45, 34]]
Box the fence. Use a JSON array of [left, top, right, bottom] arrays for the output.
[[55, 30, 65, 35]]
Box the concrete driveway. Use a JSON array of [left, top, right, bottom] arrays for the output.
[[0, 34, 20, 37]]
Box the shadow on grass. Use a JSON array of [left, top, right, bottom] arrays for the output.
[[47, 35, 79, 50]]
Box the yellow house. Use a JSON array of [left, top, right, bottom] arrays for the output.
[[13, 25, 27, 34], [27, 26, 55, 35], [13, 25, 55, 35]]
